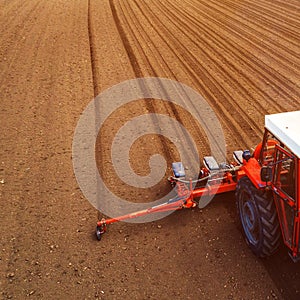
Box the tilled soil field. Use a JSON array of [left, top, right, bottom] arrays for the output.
[[0, 0, 300, 299]]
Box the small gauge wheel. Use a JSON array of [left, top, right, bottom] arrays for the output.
[[96, 226, 102, 241]]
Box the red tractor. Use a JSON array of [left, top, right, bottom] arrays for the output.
[[96, 110, 300, 261]]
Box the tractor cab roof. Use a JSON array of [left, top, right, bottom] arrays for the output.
[[265, 110, 300, 158]]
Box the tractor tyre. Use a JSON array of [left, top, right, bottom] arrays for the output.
[[236, 177, 281, 257]]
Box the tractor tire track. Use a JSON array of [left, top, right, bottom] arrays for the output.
[[109, 0, 143, 78], [87, 0, 99, 96]]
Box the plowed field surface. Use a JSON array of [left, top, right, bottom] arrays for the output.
[[1, 0, 299, 299]]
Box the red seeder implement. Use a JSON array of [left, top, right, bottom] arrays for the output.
[[96, 152, 245, 239]]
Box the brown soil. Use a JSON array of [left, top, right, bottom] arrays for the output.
[[1, 0, 299, 299]]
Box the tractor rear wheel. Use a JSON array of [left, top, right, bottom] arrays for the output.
[[236, 177, 281, 257]]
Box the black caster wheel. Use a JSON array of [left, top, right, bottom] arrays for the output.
[[96, 225, 102, 241]]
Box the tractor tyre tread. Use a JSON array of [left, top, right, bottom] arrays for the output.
[[236, 177, 281, 257]]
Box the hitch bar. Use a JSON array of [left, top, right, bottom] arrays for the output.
[[96, 168, 239, 240]]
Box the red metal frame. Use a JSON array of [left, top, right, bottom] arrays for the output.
[[96, 157, 270, 233], [96, 165, 243, 237]]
